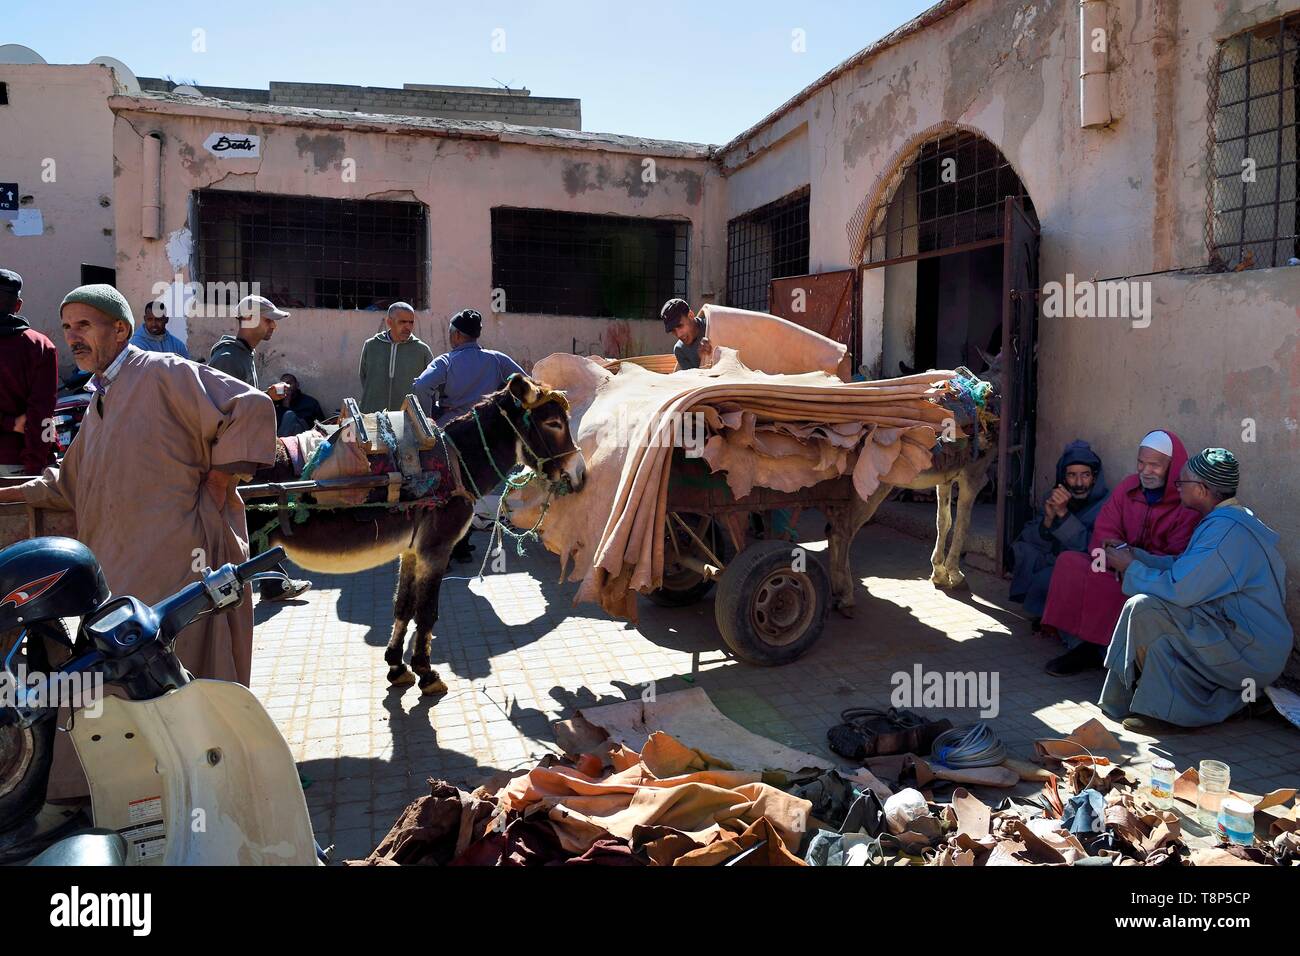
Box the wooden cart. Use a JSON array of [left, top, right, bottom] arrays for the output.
[[650, 450, 867, 667]]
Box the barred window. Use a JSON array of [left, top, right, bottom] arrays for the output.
[[194, 191, 427, 310], [1209, 14, 1300, 270], [490, 208, 688, 319], [726, 187, 810, 312], [865, 130, 1033, 265]]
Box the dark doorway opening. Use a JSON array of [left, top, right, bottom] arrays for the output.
[[914, 244, 1004, 374], [859, 129, 1040, 573]]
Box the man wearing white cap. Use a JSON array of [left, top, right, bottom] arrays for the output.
[[1039, 429, 1201, 676], [208, 294, 312, 601]]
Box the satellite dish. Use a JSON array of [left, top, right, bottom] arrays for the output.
[[0, 44, 47, 65], [90, 55, 141, 94], [172, 85, 203, 97]]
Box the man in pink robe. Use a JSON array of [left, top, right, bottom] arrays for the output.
[[1040, 429, 1201, 676]]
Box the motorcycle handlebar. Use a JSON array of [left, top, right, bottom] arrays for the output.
[[236, 547, 285, 583]]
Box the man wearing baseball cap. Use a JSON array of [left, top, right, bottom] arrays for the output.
[[208, 294, 288, 389], [207, 293, 311, 601], [412, 308, 524, 562], [0, 268, 58, 476]]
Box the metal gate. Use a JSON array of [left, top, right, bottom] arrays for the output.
[[767, 269, 858, 370], [995, 197, 1041, 572]]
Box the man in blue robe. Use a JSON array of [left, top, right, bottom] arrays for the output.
[[1010, 439, 1107, 622], [1100, 448, 1293, 733]]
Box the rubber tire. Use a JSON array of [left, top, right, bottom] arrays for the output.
[[714, 540, 829, 666], [646, 520, 731, 608], [0, 620, 67, 833], [0, 714, 56, 833]]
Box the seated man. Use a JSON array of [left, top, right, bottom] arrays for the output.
[[274, 372, 326, 437], [1010, 439, 1107, 622], [1100, 449, 1292, 733], [661, 298, 708, 371], [1040, 430, 1201, 676]]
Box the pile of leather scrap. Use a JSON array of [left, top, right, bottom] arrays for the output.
[[514, 345, 973, 620], [346, 732, 814, 866], [346, 699, 1298, 866]]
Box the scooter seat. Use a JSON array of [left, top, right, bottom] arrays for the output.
[[28, 828, 127, 866]]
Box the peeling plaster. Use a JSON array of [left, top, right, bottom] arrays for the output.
[[561, 157, 701, 203], [177, 140, 215, 178], [294, 132, 346, 172], [165, 226, 193, 271], [1215, 0, 1285, 38], [843, 64, 918, 169]]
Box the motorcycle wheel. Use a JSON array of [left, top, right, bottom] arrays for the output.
[[0, 620, 68, 832]]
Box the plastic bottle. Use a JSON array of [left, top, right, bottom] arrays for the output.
[[1197, 760, 1230, 828]]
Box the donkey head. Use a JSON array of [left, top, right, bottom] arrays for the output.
[[505, 374, 587, 492]]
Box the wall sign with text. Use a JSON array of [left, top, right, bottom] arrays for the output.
[[202, 133, 261, 158]]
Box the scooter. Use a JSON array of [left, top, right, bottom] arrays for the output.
[[0, 538, 319, 865]]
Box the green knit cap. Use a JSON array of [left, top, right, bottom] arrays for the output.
[[1187, 447, 1239, 495], [60, 283, 134, 331]]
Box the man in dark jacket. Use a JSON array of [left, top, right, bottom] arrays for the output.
[[209, 294, 311, 602], [273, 373, 326, 436], [0, 269, 58, 476], [1010, 439, 1107, 622]]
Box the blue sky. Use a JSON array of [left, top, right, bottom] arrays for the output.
[[7, 0, 934, 143]]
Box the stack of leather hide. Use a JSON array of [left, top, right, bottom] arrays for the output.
[[514, 347, 964, 620]]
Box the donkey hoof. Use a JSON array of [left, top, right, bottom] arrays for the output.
[[930, 569, 950, 588], [388, 665, 416, 687], [946, 571, 968, 590], [418, 673, 448, 696]]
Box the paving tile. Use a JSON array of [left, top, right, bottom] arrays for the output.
[[250, 523, 1299, 860]]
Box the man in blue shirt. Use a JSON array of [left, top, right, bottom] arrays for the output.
[[129, 299, 190, 359], [411, 308, 524, 562], [412, 309, 524, 426]]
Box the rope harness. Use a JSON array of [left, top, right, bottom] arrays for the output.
[[247, 386, 577, 575]]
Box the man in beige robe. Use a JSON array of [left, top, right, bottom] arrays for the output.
[[0, 284, 276, 797]]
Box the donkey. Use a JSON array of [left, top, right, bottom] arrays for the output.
[[824, 357, 1001, 612], [254, 374, 586, 696]]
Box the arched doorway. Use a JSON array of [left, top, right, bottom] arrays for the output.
[[857, 127, 1040, 571]]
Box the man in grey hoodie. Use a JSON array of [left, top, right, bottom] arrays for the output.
[[358, 303, 434, 413], [208, 294, 312, 603]]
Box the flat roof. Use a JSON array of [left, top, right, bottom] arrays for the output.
[[109, 91, 712, 160]]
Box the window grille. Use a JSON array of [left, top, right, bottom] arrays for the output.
[[1208, 14, 1300, 270], [864, 130, 1034, 265], [490, 207, 688, 319], [726, 187, 810, 311], [194, 190, 427, 310]]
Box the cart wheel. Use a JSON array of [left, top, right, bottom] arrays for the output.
[[646, 516, 729, 608], [714, 540, 829, 666]]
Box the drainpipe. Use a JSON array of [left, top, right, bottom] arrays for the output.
[[1080, 0, 1112, 128], [142, 132, 163, 239]]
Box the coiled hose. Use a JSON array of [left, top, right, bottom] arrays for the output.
[[930, 723, 1007, 769]]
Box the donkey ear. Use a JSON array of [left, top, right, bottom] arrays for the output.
[[506, 372, 543, 407]]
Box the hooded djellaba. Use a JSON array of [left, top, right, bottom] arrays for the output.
[[1010, 439, 1108, 618]]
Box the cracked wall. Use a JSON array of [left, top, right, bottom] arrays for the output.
[[110, 109, 724, 412], [723, 0, 1300, 629]]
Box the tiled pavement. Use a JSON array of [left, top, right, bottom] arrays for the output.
[[251, 519, 1300, 861]]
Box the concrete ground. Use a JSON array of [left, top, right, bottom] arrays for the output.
[[251, 518, 1300, 862]]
